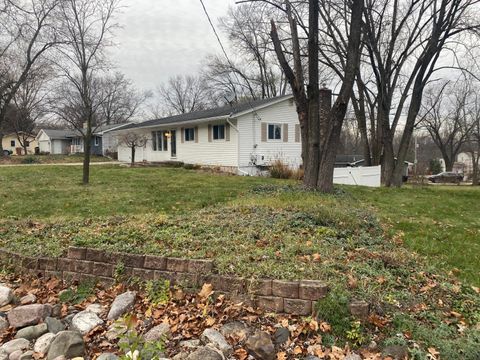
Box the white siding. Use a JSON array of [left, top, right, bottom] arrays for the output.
[[237, 98, 301, 173], [117, 121, 239, 167], [37, 132, 51, 153]]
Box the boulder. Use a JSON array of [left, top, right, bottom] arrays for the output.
[[19, 351, 34, 360], [34, 333, 56, 354], [382, 345, 409, 360], [8, 350, 23, 360], [45, 317, 65, 334], [273, 327, 290, 345], [85, 304, 104, 315], [47, 331, 85, 360], [97, 353, 119, 360], [107, 291, 136, 320], [200, 328, 232, 356], [144, 323, 170, 342], [1, 339, 30, 354], [219, 322, 250, 342], [19, 295, 36, 306], [179, 339, 201, 349], [71, 311, 104, 335], [344, 355, 362, 360], [0, 349, 7, 360], [0, 286, 13, 307], [245, 331, 275, 360], [105, 322, 128, 341], [15, 323, 48, 340], [7, 304, 51, 329], [186, 347, 223, 360]]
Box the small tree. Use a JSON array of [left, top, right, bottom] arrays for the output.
[[429, 159, 443, 175], [119, 132, 147, 166]]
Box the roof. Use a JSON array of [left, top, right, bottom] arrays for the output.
[[119, 95, 293, 131], [40, 129, 77, 140]]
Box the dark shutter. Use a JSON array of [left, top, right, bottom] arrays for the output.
[[283, 124, 288, 142], [295, 124, 300, 142], [152, 131, 157, 150], [225, 123, 230, 142], [194, 126, 199, 143], [261, 123, 267, 142], [208, 125, 212, 142], [181, 128, 185, 143]]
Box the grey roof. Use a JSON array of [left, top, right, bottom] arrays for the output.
[[41, 129, 77, 140], [120, 95, 292, 131]]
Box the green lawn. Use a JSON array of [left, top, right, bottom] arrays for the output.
[[0, 154, 111, 165], [0, 165, 479, 358]]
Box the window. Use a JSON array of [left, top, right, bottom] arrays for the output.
[[94, 137, 100, 146], [268, 124, 282, 140], [10, 140, 15, 147], [213, 125, 225, 140], [25, 141, 30, 147], [152, 131, 168, 151], [184, 128, 195, 142]]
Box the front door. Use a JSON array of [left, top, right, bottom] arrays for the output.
[[170, 130, 177, 158]]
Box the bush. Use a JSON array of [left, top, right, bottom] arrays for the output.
[[21, 156, 40, 164], [183, 163, 201, 170], [269, 160, 303, 180], [429, 159, 443, 175]]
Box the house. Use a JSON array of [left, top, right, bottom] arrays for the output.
[[36, 129, 77, 155], [36, 124, 131, 156], [1, 132, 38, 155], [113, 95, 302, 175]]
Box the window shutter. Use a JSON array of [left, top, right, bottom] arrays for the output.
[[194, 126, 199, 143], [261, 123, 267, 142], [295, 124, 300, 143], [208, 125, 212, 142], [283, 124, 288, 142], [225, 123, 230, 141], [181, 128, 184, 143]]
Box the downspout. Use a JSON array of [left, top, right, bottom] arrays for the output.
[[228, 114, 250, 176]]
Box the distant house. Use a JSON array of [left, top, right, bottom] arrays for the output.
[[36, 124, 130, 155], [113, 95, 302, 175], [1, 132, 38, 155]]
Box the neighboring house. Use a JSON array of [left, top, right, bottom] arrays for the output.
[[36, 124, 131, 156], [113, 95, 302, 175], [1, 132, 38, 155], [456, 152, 476, 176]]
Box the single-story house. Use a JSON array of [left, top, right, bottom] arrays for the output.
[[113, 95, 302, 175], [1, 132, 38, 155], [36, 124, 131, 156]]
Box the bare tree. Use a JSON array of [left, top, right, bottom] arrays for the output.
[[465, 85, 480, 185], [0, 0, 59, 153], [118, 132, 147, 166], [99, 72, 150, 125], [269, 0, 364, 192], [157, 75, 209, 116], [55, 0, 121, 185], [420, 81, 475, 171]]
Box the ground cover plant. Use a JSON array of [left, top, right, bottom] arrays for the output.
[[0, 165, 479, 358], [0, 154, 111, 165]]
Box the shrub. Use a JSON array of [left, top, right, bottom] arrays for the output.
[[21, 156, 40, 164], [269, 160, 303, 180], [429, 158, 443, 175], [183, 163, 201, 170]]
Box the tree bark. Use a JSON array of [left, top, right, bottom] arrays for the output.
[[131, 146, 136, 166]]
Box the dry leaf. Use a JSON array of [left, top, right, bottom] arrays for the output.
[[198, 283, 214, 299]]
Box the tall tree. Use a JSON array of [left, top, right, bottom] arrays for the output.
[[270, 0, 364, 192], [56, 0, 121, 185], [0, 0, 59, 153]]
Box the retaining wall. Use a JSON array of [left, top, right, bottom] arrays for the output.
[[0, 247, 330, 316]]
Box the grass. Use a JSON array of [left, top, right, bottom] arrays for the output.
[[0, 154, 111, 165], [0, 165, 478, 358]]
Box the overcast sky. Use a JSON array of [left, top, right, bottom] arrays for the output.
[[109, 0, 237, 93]]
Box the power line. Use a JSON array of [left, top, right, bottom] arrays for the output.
[[198, 0, 261, 120]]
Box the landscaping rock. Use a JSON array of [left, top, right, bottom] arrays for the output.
[[71, 311, 104, 334], [45, 317, 65, 334], [0, 349, 7, 360], [7, 304, 51, 329], [107, 291, 136, 320], [34, 333, 56, 354], [85, 304, 104, 315], [1, 339, 30, 354], [19, 294, 36, 306], [245, 331, 275, 360], [382, 345, 409, 360], [0, 286, 13, 307], [0, 317, 9, 332], [97, 353, 119, 360], [219, 321, 250, 342], [19, 351, 34, 360], [200, 328, 232, 356], [8, 350, 23, 360], [144, 323, 170, 342], [186, 347, 223, 360], [273, 327, 290, 345], [344, 354, 362, 360], [179, 339, 201, 349], [304, 357, 320, 360], [105, 323, 128, 341], [50, 304, 62, 319], [15, 323, 48, 340], [47, 331, 85, 360]]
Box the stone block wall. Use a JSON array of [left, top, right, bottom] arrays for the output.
[[0, 247, 329, 316]]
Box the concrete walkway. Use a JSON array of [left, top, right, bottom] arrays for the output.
[[0, 161, 120, 167]]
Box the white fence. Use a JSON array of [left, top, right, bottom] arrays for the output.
[[333, 165, 381, 187]]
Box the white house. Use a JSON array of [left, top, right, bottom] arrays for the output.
[[114, 95, 302, 175], [36, 129, 76, 155]]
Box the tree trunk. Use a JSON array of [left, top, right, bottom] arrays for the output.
[[83, 131, 92, 185], [0, 133, 3, 154], [131, 146, 135, 166], [471, 152, 479, 185]]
